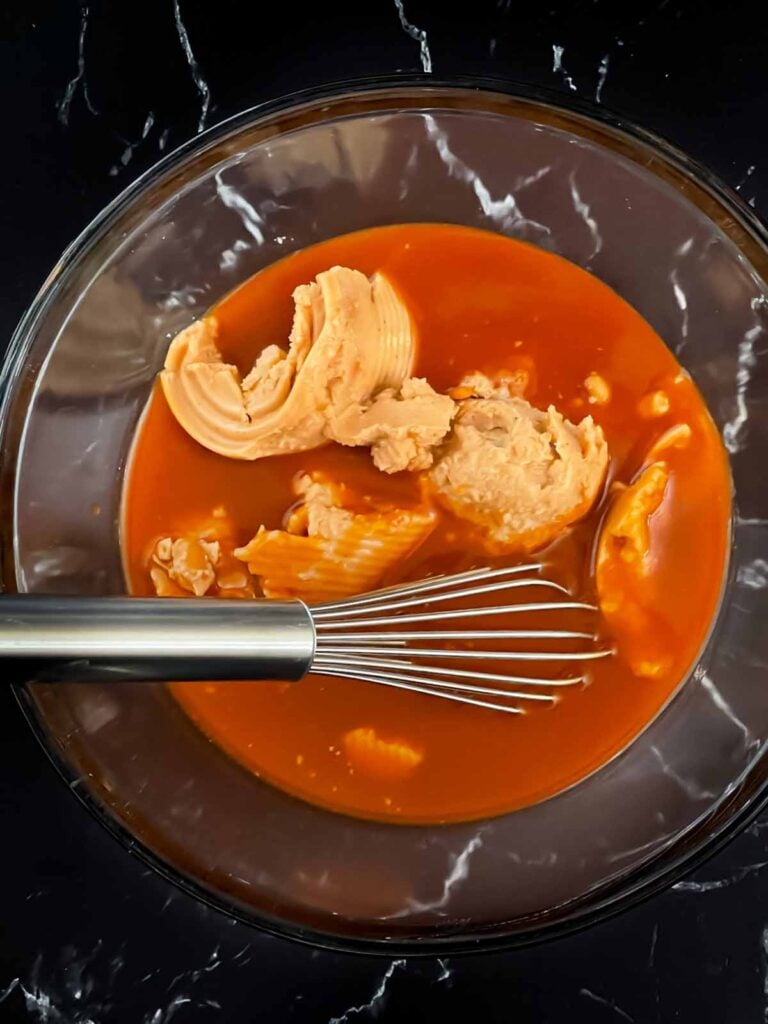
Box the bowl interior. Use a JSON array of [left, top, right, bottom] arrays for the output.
[[4, 86, 768, 949]]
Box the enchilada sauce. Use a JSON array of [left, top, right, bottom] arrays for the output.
[[122, 224, 730, 823]]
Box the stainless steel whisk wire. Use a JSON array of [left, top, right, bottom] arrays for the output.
[[310, 564, 611, 714]]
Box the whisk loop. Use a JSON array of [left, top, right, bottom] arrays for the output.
[[310, 564, 612, 714]]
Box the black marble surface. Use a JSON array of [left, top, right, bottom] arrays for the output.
[[2, 0, 768, 1020]]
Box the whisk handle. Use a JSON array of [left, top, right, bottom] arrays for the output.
[[0, 595, 315, 683]]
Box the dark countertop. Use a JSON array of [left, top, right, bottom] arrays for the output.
[[2, 1, 768, 1020]]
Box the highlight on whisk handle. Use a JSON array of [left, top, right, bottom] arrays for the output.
[[0, 595, 316, 683]]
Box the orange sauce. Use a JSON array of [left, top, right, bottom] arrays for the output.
[[122, 224, 731, 824]]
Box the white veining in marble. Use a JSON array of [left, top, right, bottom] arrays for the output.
[[604, 830, 675, 865], [0, 945, 130, 1024], [760, 925, 768, 1017], [595, 54, 610, 103], [158, 893, 175, 914], [160, 285, 208, 312], [145, 995, 189, 1023], [393, 0, 432, 73], [552, 45, 577, 92], [672, 860, 768, 893], [569, 171, 602, 262], [164, 947, 221, 996], [651, 745, 716, 801], [507, 849, 558, 867], [670, 272, 689, 344], [398, 144, 419, 199], [0, 979, 19, 1006], [579, 987, 636, 1022], [677, 237, 694, 258], [24, 889, 50, 904], [140, 111, 155, 138], [219, 238, 251, 271], [699, 670, 756, 750], [735, 164, 756, 193], [231, 944, 252, 967], [173, 0, 211, 133], [410, 833, 483, 915], [648, 923, 659, 969], [24, 981, 94, 1024], [723, 324, 761, 453], [328, 959, 406, 1024], [158, 128, 170, 151], [25, 545, 92, 585], [58, 3, 97, 126], [383, 832, 485, 919], [511, 166, 552, 191], [738, 558, 768, 590], [435, 958, 452, 983], [143, 994, 221, 1023], [214, 172, 265, 244], [736, 514, 768, 527], [109, 112, 155, 176], [424, 115, 551, 242]]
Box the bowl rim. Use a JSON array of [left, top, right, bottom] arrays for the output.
[[4, 72, 768, 956]]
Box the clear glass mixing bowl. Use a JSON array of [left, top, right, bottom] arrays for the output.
[[2, 79, 767, 953]]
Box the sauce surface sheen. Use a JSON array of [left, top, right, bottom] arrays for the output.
[[123, 223, 730, 824]]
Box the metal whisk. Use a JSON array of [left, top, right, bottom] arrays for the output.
[[0, 564, 611, 714]]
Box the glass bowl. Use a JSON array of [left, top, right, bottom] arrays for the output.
[[2, 78, 768, 954]]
